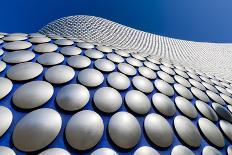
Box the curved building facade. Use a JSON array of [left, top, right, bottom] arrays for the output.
[[0, 15, 231, 154]]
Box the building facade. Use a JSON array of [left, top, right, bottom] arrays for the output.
[[0, 15, 231, 154]]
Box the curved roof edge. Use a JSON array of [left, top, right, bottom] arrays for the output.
[[39, 15, 232, 80]]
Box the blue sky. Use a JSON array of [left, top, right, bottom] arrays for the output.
[[1, 0, 232, 42]]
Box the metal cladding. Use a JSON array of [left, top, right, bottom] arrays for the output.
[[65, 110, 104, 150], [0, 15, 231, 154]]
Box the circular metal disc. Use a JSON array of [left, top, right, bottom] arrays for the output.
[[174, 115, 202, 147], [171, 145, 194, 155], [138, 67, 157, 79], [126, 57, 143, 67], [3, 50, 35, 64], [189, 79, 206, 91], [152, 93, 176, 116], [4, 41, 32, 51], [154, 79, 174, 96], [45, 65, 75, 84], [107, 72, 130, 90], [228, 146, 232, 155], [144, 113, 173, 147], [144, 61, 160, 71], [0, 77, 13, 99], [94, 87, 122, 113], [94, 59, 115, 72], [60, 46, 82, 56], [0, 61, 6, 73], [134, 146, 160, 155], [96, 45, 112, 53], [78, 69, 104, 87], [191, 87, 210, 103], [0, 146, 16, 155], [215, 86, 230, 96], [160, 65, 175, 75], [107, 53, 124, 63], [0, 106, 13, 137], [34, 43, 58, 53], [202, 82, 219, 93], [175, 96, 197, 119], [108, 112, 141, 149], [29, 37, 51, 44], [13, 81, 54, 109], [56, 84, 90, 111], [3, 35, 27, 41], [202, 146, 222, 155], [7, 62, 43, 81], [174, 69, 189, 78], [91, 148, 118, 155], [67, 55, 91, 69], [206, 90, 225, 105], [198, 117, 225, 147], [125, 90, 151, 114], [54, 39, 74, 46], [228, 105, 232, 113], [115, 50, 130, 57], [187, 72, 201, 82], [174, 84, 193, 100], [157, 71, 174, 84], [219, 120, 232, 142], [77, 42, 94, 49], [84, 49, 104, 59], [13, 108, 62, 152], [65, 110, 104, 150], [195, 100, 218, 122], [132, 76, 154, 93], [212, 102, 232, 123], [38, 148, 70, 155], [117, 63, 137, 76], [220, 93, 232, 105], [200, 76, 214, 85], [131, 53, 146, 61], [0, 49, 4, 56], [174, 75, 191, 88], [37, 52, 64, 66]]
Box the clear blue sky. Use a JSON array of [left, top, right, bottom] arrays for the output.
[[1, 0, 232, 43]]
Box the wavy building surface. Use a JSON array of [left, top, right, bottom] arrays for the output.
[[40, 15, 232, 80], [0, 15, 231, 154]]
